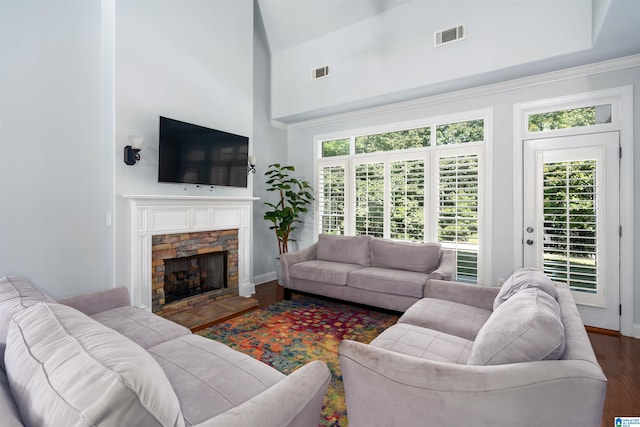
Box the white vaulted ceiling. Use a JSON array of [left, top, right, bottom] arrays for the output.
[[257, 0, 413, 53], [256, 0, 640, 122]]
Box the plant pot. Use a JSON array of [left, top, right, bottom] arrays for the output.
[[274, 256, 283, 286]]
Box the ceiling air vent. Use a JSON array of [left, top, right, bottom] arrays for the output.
[[312, 65, 329, 80], [435, 24, 465, 47]]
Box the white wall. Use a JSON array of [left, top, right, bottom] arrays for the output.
[[271, 0, 592, 122], [0, 0, 256, 297], [0, 0, 110, 298], [253, 16, 288, 282], [283, 60, 640, 329], [113, 0, 255, 289]]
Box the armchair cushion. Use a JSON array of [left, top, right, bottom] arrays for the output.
[[316, 234, 371, 266], [398, 297, 491, 341], [494, 267, 557, 310], [370, 238, 441, 273], [371, 323, 472, 364], [469, 288, 565, 365]]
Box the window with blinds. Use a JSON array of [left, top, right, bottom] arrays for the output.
[[391, 159, 425, 241], [355, 163, 385, 237], [437, 154, 480, 283], [316, 113, 486, 283], [541, 159, 598, 293], [318, 164, 346, 234]]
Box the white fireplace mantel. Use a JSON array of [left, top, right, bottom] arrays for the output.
[[124, 195, 258, 310]]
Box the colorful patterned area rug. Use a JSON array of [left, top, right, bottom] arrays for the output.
[[198, 294, 399, 426]]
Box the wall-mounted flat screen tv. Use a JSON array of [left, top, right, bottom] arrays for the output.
[[158, 116, 249, 188]]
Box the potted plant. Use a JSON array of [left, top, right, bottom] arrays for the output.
[[264, 163, 315, 254], [263, 164, 314, 284]]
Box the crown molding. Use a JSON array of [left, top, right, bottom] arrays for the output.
[[278, 54, 640, 131]]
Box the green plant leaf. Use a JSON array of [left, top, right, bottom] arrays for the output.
[[262, 163, 315, 254]]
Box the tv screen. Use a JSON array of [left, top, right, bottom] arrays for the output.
[[158, 116, 249, 188]]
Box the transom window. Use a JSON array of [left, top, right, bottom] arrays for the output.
[[526, 103, 613, 134], [316, 114, 488, 284]]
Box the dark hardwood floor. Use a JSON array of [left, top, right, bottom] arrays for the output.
[[589, 331, 640, 425], [253, 280, 284, 308], [253, 281, 640, 426]]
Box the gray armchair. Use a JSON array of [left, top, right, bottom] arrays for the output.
[[339, 280, 607, 426]]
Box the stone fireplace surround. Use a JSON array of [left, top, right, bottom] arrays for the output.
[[151, 229, 238, 314], [124, 195, 257, 311]]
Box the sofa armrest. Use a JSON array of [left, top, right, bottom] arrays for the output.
[[427, 249, 456, 281], [424, 279, 499, 311], [339, 340, 606, 427], [56, 287, 131, 316], [279, 242, 318, 288], [193, 360, 331, 427]]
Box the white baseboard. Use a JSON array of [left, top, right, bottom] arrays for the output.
[[632, 324, 640, 339], [239, 281, 256, 297], [253, 271, 277, 286]]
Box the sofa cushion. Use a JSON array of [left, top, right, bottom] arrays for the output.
[[469, 288, 565, 365], [369, 238, 441, 273], [290, 260, 366, 285], [494, 267, 557, 310], [149, 334, 285, 426], [348, 267, 427, 298], [371, 323, 472, 364], [91, 305, 191, 349], [398, 297, 491, 341], [316, 234, 371, 266], [0, 276, 54, 370], [0, 368, 23, 427], [5, 303, 184, 427]]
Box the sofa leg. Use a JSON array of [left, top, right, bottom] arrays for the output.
[[284, 288, 292, 300]]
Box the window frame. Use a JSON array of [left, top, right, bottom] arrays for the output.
[[314, 109, 492, 284], [513, 85, 633, 336], [522, 95, 621, 140]]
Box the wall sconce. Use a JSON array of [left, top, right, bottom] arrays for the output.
[[124, 136, 145, 165], [248, 155, 257, 174]]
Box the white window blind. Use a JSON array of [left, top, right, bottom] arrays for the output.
[[318, 164, 346, 235], [354, 163, 385, 237], [390, 159, 425, 241], [542, 160, 598, 293], [437, 153, 480, 283]]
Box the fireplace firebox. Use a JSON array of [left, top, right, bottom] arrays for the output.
[[163, 252, 227, 304]]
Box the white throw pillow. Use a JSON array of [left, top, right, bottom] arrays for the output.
[[494, 267, 557, 310], [5, 303, 185, 427], [0, 275, 54, 370], [468, 288, 565, 365]]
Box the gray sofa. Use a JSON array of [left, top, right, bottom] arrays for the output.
[[280, 234, 456, 312], [0, 276, 331, 427], [339, 268, 607, 427]]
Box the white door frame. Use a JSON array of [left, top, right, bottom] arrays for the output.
[[524, 133, 620, 329], [513, 86, 634, 337]]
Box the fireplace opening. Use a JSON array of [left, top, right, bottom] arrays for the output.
[[163, 251, 227, 305]]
